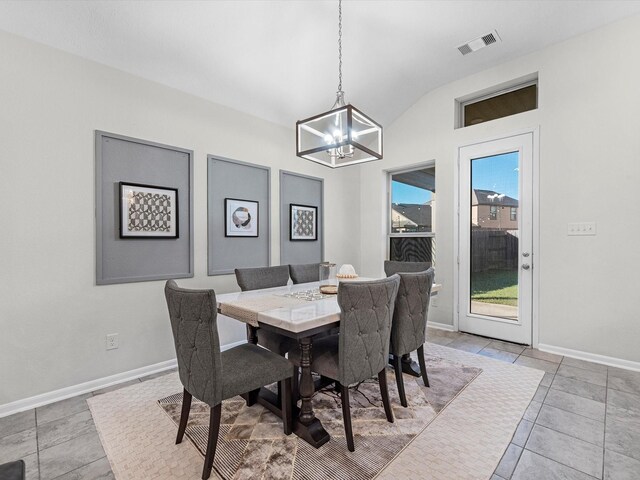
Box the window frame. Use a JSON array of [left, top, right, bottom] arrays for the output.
[[490, 205, 498, 220], [457, 76, 538, 129], [510, 207, 517, 221], [387, 161, 436, 261]]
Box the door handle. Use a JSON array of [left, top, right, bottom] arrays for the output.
[[522, 264, 530, 270]]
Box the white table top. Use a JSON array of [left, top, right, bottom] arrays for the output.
[[217, 278, 441, 334]]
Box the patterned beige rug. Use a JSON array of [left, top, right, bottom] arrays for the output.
[[157, 355, 481, 480], [88, 343, 544, 480]]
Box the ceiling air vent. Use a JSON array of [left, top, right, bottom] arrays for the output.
[[458, 30, 501, 56]]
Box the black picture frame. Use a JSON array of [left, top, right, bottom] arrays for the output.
[[224, 197, 259, 237], [119, 181, 179, 239], [290, 203, 318, 241]]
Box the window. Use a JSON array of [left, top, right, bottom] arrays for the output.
[[490, 205, 498, 220], [458, 78, 538, 128], [389, 165, 435, 263], [510, 207, 517, 221]]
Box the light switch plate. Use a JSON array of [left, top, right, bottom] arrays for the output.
[[568, 222, 596, 236]]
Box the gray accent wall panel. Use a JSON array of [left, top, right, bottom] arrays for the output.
[[95, 131, 194, 285], [208, 156, 271, 275], [280, 170, 324, 265]]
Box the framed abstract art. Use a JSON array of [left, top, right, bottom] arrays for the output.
[[119, 182, 179, 239], [290, 204, 317, 241], [225, 198, 259, 237]]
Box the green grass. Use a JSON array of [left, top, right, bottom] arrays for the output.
[[471, 270, 518, 306]]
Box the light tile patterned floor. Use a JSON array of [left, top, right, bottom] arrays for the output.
[[5, 329, 639, 478], [85, 343, 542, 480], [377, 344, 542, 480]]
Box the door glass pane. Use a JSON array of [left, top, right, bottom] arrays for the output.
[[470, 152, 519, 320]]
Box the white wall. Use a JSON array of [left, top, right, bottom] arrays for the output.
[[360, 15, 640, 363], [0, 30, 361, 406]]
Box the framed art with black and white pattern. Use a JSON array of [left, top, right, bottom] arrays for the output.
[[290, 204, 317, 241], [119, 182, 179, 238], [225, 198, 259, 237]]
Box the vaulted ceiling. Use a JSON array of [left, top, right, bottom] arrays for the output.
[[1, 1, 639, 128]]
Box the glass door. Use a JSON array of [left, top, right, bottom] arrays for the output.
[[458, 133, 533, 344]]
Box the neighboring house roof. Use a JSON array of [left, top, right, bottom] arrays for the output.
[[392, 203, 432, 227], [472, 189, 518, 207]]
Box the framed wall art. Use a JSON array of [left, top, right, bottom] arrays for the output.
[[225, 197, 259, 237], [290, 203, 318, 241], [96, 131, 193, 285], [119, 182, 179, 239]]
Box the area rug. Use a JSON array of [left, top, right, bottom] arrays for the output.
[[157, 355, 481, 480], [88, 343, 544, 480]]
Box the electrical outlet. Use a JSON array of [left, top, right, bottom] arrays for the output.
[[106, 333, 119, 350], [568, 222, 596, 236]]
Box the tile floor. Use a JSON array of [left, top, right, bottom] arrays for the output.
[[427, 329, 640, 480], [1, 330, 639, 480]]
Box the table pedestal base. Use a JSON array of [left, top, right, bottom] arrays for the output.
[[293, 418, 331, 448], [388, 353, 421, 377], [246, 387, 330, 448]]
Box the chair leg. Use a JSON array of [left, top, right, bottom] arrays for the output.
[[277, 381, 282, 406], [202, 403, 222, 480], [417, 345, 430, 387], [392, 355, 408, 408], [246, 388, 260, 406], [378, 369, 395, 423], [339, 382, 355, 452], [281, 377, 292, 435], [176, 388, 192, 444]]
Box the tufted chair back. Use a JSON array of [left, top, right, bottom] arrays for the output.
[[384, 260, 432, 277], [389, 269, 435, 357], [337, 276, 400, 386], [164, 280, 222, 407], [235, 265, 290, 291], [289, 263, 321, 284]]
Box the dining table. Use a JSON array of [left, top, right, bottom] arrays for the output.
[[216, 277, 441, 448]]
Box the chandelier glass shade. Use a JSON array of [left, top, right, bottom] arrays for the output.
[[295, 1, 383, 168]]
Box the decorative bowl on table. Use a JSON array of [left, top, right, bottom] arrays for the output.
[[336, 264, 358, 279], [319, 284, 339, 295]]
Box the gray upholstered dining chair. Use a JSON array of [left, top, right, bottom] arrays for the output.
[[384, 260, 432, 277], [389, 269, 435, 407], [234, 265, 290, 292], [164, 280, 294, 480], [289, 276, 401, 452], [234, 265, 294, 356], [289, 263, 321, 284]]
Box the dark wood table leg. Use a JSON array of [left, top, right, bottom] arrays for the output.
[[246, 324, 258, 345], [401, 353, 422, 377], [388, 353, 421, 377], [294, 336, 330, 448], [245, 325, 260, 406]]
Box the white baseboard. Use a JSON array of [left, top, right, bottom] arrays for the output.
[[538, 343, 640, 372], [427, 321, 456, 332], [0, 339, 247, 419]]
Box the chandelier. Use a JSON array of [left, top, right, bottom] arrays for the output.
[[296, 0, 383, 168]]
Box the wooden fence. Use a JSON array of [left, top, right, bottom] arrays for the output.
[[470, 228, 518, 272]]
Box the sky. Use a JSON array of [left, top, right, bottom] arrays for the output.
[[392, 181, 433, 204], [471, 151, 519, 200], [392, 151, 519, 205]]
